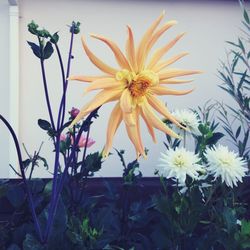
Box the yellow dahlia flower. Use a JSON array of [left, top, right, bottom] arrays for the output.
[[69, 12, 201, 158]]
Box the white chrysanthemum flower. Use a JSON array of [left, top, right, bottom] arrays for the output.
[[172, 109, 200, 135], [158, 147, 203, 184], [205, 145, 248, 188]]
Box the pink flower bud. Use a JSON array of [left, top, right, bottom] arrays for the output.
[[70, 107, 80, 119], [71, 135, 95, 148], [60, 134, 67, 142]]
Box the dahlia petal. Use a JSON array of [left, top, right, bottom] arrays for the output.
[[152, 52, 189, 72], [81, 36, 118, 75], [103, 102, 123, 157], [150, 85, 194, 95], [137, 11, 165, 71], [140, 101, 180, 138], [146, 94, 187, 130], [120, 88, 134, 113], [147, 33, 185, 69], [135, 107, 145, 156], [160, 78, 194, 84], [123, 112, 136, 126], [91, 34, 131, 70], [139, 107, 157, 143], [159, 69, 202, 80], [70, 89, 122, 127], [84, 78, 122, 93], [126, 26, 137, 72], [144, 20, 177, 61], [68, 75, 108, 82], [125, 116, 146, 158]]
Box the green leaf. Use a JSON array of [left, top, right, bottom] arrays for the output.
[[38, 119, 51, 131], [223, 207, 237, 233], [27, 41, 42, 59], [236, 126, 241, 139], [37, 156, 49, 169], [244, 9, 250, 24], [50, 32, 59, 44], [27, 21, 39, 35], [241, 220, 250, 236], [43, 41, 54, 59], [238, 38, 245, 53], [84, 152, 103, 173], [206, 132, 224, 145], [226, 41, 240, 48], [198, 124, 210, 135]]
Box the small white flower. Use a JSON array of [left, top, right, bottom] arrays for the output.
[[172, 109, 200, 135], [205, 145, 248, 188], [158, 147, 203, 184]]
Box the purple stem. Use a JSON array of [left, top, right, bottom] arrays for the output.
[[54, 43, 66, 131], [43, 107, 100, 242], [40, 59, 56, 131], [57, 31, 74, 130], [0, 115, 43, 242], [80, 126, 91, 172], [43, 119, 85, 242], [43, 28, 75, 242]]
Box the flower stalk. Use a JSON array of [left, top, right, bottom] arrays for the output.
[[0, 115, 43, 242]]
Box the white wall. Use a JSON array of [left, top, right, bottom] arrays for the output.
[[0, 0, 10, 178], [14, 0, 248, 177]]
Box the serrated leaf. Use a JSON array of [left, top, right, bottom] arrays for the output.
[[84, 152, 103, 173]]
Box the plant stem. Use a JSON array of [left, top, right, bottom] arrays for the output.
[[80, 126, 91, 172], [43, 108, 100, 242], [54, 43, 66, 131], [40, 59, 55, 131], [57, 31, 75, 129], [44, 29, 75, 242], [0, 115, 43, 242]]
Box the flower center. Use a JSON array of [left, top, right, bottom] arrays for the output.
[[116, 69, 159, 98], [218, 157, 232, 167], [174, 154, 185, 168], [128, 79, 150, 98]]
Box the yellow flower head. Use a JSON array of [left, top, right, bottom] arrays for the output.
[[69, 11, 201, 158]]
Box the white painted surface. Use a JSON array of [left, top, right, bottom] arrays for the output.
[[0, 0, 10, 178], [9, 0, 248, 177], [9, 4, 20, 178]]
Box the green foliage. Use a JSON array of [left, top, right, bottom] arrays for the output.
[[217, 2, 250, 169], [235, 220, 250, 248], [83, 152, 103, 174]]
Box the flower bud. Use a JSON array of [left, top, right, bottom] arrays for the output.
[[71, 135, 95, 148], [60, 134, 67, 142], [70, 107, 80, 119]]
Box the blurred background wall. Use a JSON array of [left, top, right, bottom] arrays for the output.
[[0, 0, 10, 177], [0, 0, 248, 177]]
